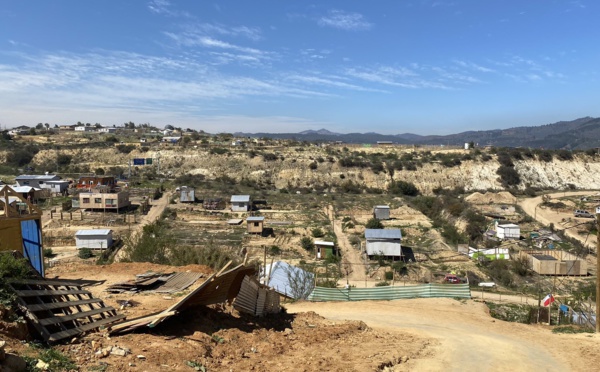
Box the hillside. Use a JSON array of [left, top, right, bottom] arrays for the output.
[[6, 143, 600, 194]]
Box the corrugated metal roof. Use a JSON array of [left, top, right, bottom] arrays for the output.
[[264, 261, 314, 299], [15, 174, 60, 180], [231, 195, 250, 202], [75, 229, 112, 237], [365, 229, 402, 239], [247, 216, 264, 222], [1, 186, 39, 193], [498, 223, 519, 228], [374, 205, 390, 209], [314, 240, 335, 247]]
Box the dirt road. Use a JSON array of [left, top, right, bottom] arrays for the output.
[[288, 298, 599, 371], [518, 191, 595, 250], [326, 205, 365, 283]]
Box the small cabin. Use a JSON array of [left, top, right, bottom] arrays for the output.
[[246, 216, 264, 234], [496, 222, 520, 240], [75, 229, 113, 250], [373, 205, 390, 220], [315, 240, 335, 260], [365, 229, 402, 260], [179, 186, 195, 203], [231, 195, 251, 212]]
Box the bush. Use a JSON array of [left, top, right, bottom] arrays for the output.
[[497, 165, 521, 187], [365, 218, 384, 229], [384, 271, 394, 280], [116, 144, 136, 154], [78, 248, 93, 259], [388, 180, 419, 196], [375, 281, 390, 287], [300, 237, 314, 251], [56, 154, 72, 166], [538, 150, 553, 162], [311, 228, 325, 238]]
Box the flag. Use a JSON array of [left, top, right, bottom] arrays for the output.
[[542, 294, 555, 307]]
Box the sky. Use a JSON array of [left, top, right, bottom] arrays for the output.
[[0, 0, 599, 135]]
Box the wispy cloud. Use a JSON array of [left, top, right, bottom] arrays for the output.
[[285, 73, 386, 93], [318, 10, 372, 31], [147, 0, 191, 18], [345, 65, 454, 89], [454, 60, 496, 73], [188, 23, 262, 41]]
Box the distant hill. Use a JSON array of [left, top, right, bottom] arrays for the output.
[[236, 117, 600, 150]]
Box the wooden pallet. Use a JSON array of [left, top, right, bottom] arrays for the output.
[[8, 279, 125, 343]]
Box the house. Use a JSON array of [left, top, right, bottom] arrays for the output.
[[231, 195, 251, 212], [247, 216, 265, 234], [75, 229, 113, 250], [495, 222, 520, 240], [77, 176, 117, 191], [8, 129, 29, 136], [1, 185, 44, 203], [74, 126, 94, 132], [315, 240, 335, 260], [162, 136, 181, 144], [365, 229, 402, 260], [520, 250, 587, 276], [98, 127, 117, 133], [79, 191, 130, 210], [373, 205, 390, 220], [179, 186, 195, 203], [376, 141, 393, 146], [15, 174, 61, 188], [0, 186, 45, 276], [58, 124, 76, 131], [42, 180, 70, 194]]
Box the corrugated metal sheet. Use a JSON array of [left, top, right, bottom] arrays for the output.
[[365, 229, 402, 240], [231, 195, 250, 202], [152, 272, 203, 294], [233, 276, 259, 315], [180, 188, 195, 202], [247, 216, 264, 222], [256, 289, 267, 317], [75, 229, 112, 237], [308, 283, 471, 302], [265, 261, 314, 300]]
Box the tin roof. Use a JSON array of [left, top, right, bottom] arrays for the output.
[[75, 229, 112, 237], [246, 216, 265, 222], [15, 174, 60, 180], [314, 240, 335, 247], [1, 185, 39, 193], [365, 229, 402, 239], [231, 195, 250, 202], [497, 223, 520, 228], [374, 205, 390, 209], [264, 261, 314, 300]]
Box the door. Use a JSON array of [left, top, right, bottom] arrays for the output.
[[21, 219, 44, 276]]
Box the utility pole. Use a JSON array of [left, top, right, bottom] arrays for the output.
[[596, 213, 600, 333]]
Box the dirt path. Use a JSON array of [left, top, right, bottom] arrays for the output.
[[326, 205, 365, 283], [287, 299, 598, 371], [519, 191, 595, 250]]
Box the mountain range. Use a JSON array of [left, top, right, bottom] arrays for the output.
[[235, 117, 600, 150]]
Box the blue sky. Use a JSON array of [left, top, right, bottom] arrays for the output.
[[0, 1, 598, 135]]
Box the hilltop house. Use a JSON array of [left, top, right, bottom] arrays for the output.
[[15, 174, 61, 188], [315, 240, 335, 260], [246, 216, 265, 234], [373, 205, 390, 220], [231, 195, 251, 212]]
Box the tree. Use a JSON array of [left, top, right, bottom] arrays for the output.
[[365, 218, 383, 229], [388, 180, 419, 196], [44, 123, 50, 131], [36, 123, 44, 130], [95, 168, 105, 175], [56, 154, 72, 166]]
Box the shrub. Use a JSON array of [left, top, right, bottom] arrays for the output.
[[384, 271, 394, 280], [375, 281, 390, 287], [538, 150, 553, 162], [309, 162, 318, 170], [262, 153, 278, 161], [388, 180, 419, 196], [497, 165, 521, 187], [365, 218, 384, 229], [311, 228, 325, 238], [300, 237, 314, 251], [78, 248, 93, 259], [209, 147, 229, 155], [116, 144, 136, 154]]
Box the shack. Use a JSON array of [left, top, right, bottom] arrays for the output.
[[246, 216, 265, 234], [314, 240, 335, 260], [231, 195, 251, 212], [365, 229, 402, 260], [75, 229, 113, 250], [520, 250, 587, 276], [179, 186, 195, 203], [373, 205, 390, 220], [496, 222, 520, 240]]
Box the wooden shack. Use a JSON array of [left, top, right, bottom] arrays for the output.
[[246, 216, 264, 234], [520, 250, 587, 276]]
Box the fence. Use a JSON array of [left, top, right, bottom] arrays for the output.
[[308, 283, 471, 302]]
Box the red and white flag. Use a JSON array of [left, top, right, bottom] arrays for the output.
[[542, 294, 555, 307]]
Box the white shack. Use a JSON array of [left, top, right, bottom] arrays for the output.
[[495, 222, 520, 240], [365, 229, 402, 260], [230, 195, 251, 212], [75, 229, 113, 249], [373, 205, 390, 220]]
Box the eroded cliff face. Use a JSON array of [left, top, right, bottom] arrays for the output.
[[19, 146, 600, 194]]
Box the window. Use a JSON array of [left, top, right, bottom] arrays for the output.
[[253, 222, 259, 227], [94, 198, 102, 204], [83, 198, 90, 203], [105, 199, 116, 206], [23, 181, 29, 185]]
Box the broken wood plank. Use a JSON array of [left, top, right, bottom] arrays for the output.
[[38, 307, 117, 326], [26, 298, 103, 312], [15, 289, 91, 297], [48, 314, 126, 343]]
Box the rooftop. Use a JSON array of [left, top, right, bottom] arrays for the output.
[[75, 229, 112, 237], [15, 174, 60, 180], [247, 216, 265, 222], [231, 195, 250, 202], [365, 229, 402, 240]]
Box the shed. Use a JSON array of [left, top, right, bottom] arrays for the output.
[[496, 222, 520, 240], [15, 174, 61, 188], [373, 205, 390, 220], [179, 187, 195, 203], [365, 229, 402, 260], [247, 216, 264, 234], [75, 229, 113, 250], [231, 195, 251, 212], [314, 240, 335, 260], [520, 250, 587, 276]]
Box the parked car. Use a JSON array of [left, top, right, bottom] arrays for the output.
[[574, 210, 594, 218], [443, 274, 463, 284]]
